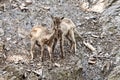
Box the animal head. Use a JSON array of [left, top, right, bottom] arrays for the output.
[[51, 15, 64, 30]]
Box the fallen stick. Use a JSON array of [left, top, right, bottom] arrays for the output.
[[83, 41, 96, 52]]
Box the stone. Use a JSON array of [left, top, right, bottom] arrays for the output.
[[76, 60, 83, 69], [6, 37, 11, 41], [0, 42, 4, 52], [33, 68, 43, 77], [88, 60, 96, 64], [0, 20, 2, 27], [25, 0, 32, 5], [0, 28, 4, 37], [54, 63, 61, 67]]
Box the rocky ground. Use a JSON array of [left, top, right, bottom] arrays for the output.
[[0, 0, 120, 80]]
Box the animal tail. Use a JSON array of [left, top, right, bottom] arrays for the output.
[[74, 28, 84, 41]]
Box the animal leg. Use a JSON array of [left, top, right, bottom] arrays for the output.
[[60, 36, 64, 58], [66, 33, 72, 49], [52, 38, 57, 54], [69, 30, 76, 54], [30, 39, 36, 60], [40, 45, 44, 62], [48, 46, 53, 62]]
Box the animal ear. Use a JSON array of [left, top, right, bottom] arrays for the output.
[[61, 17, 64, 20]]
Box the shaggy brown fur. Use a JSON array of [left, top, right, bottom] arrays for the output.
[[30, 25, 56, 62], [29, 16, 64, 62], [51, 16, 81, 58]]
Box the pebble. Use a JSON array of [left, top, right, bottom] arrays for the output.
[[6, 37, 11, 41], [0, 28, 4, 36]]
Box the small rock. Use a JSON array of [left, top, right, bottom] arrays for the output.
[[85, 16, 96, 20], [0, 71, 7, 76], [19, 3, 29, 12], [0, 20, 2, 27], [37, 63, 42, 67], [0, 4, 4, 11], [33, 69, 43, 77], [89, 57, 96, 61], [54, 63, 61, 67], [21, 3, 26, 7], [12, 40, 17, 44], [0, 42, 4, 52], [6, 37, 11, 41], [88, 60, 96, 64], [14, 61, 19, 64], [80, 2, 89, 11], [89, 55, 97, 64], [91, 34, 99, 38], [11, 4, 18, 9], [0, 28, 4, 36], [9, 76, 16, 80], [20, 5, 28, 10], [5, 46, 10, 51], [25, 0, 32, 5], [76, 60, 83, 69], [41, 6, 50, 10], [2, 71, 7, 75], [18, 33, 26, 38]]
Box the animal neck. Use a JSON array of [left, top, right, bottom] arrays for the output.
[[45, 29, 55, 45], [48, 29, 55, 41]]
